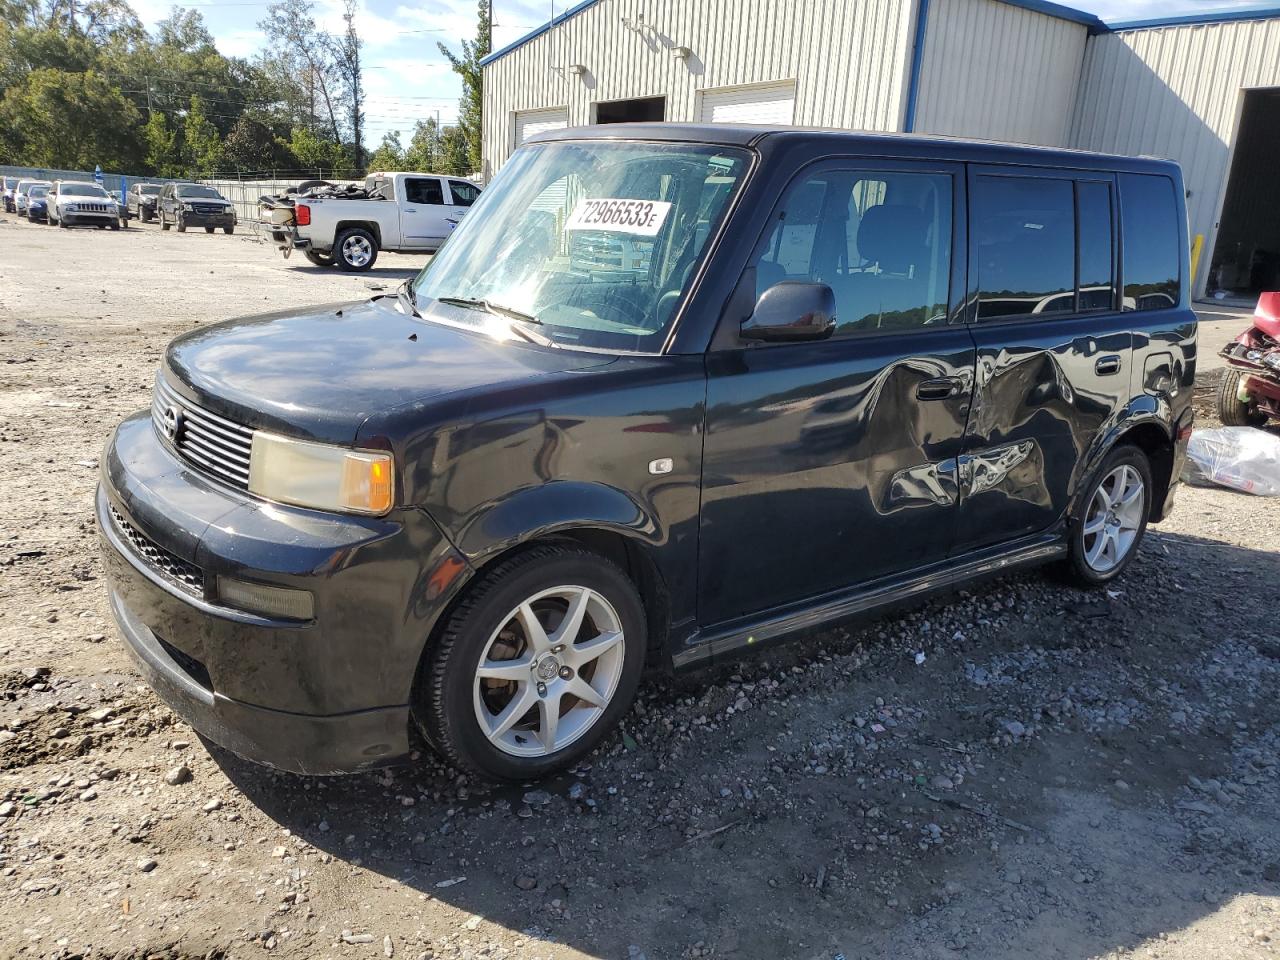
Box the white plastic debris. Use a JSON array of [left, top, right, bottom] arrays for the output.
[[914, 651, 926, 666], [1184, 427, 1280, 496]]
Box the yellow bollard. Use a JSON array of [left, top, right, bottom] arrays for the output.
[[1190, 233, 1204, 287]]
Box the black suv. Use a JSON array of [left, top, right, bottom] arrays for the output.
[[98, 126, 1196, 781], [158, 182, 236, 233], [127, 182, 164, 222]]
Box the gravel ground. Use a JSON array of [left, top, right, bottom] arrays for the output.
[[2, 213, 1280, 960]]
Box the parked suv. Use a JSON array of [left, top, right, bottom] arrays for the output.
[[47, 180, 122, 229], [159, 182, 236, 233], [127, 182, 164, 222], [98, 126, 1196, 781]]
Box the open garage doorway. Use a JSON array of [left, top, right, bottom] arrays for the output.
[[1208, 88, 1280, 299], [593, 96, 666, 124]]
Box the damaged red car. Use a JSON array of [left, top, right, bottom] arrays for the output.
[[1220, 292, 1280, 426]]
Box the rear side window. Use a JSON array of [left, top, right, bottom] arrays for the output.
[[973, 176, 1075, 319], [405, 178, 444, 205], [448, 180, 480, 206], [1120, 173, 1180, 311], [751, 168, 953, 336], [1077, 181, 1114, 312]]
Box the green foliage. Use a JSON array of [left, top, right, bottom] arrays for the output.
[[440, 124, 469, 177], [181, 94, 222, 175], [366, 130, 405, 172], [285, 125, 351, 175], [404, 118, 442, 172], [0, 67, 142, 169], [436, 0, 489, 176], [142, 110, 178, 175]]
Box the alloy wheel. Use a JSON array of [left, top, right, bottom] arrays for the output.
[[342, 234, 372, 267], [1082, 464, 1145, 573], [472, 585, 626, 758]]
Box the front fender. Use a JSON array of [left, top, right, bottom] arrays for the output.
[[452, 480, 662, 563]]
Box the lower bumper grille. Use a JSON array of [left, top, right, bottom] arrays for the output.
[[109, 504, 205, 597]]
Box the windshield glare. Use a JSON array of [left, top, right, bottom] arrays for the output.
[[412, 141, 750, 352], [140, 185, 162, 195], [177, 185, 222, 199], [29, 186, 48, 198], [61, 184, 109, 197]]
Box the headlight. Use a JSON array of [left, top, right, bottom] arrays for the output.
[[182, 202, 194, 211], [65, 203, 78, 211], [248, 432, 393, 515]]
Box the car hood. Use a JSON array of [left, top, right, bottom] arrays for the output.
[[162, 296, 614, 444]]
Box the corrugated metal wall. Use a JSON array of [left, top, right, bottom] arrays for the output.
[[1070, 18, 1280, 294], [912, 0, 1087, 146], [482, 0, 916, 177]]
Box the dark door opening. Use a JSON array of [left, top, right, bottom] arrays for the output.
[[594, 96, 666, 124], [1208, 88, 1280, 299]]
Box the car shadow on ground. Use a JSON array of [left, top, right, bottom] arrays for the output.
[[215, 528, 1280, 959]]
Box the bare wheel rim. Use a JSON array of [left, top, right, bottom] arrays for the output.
[[342, 234, 372, 266], [1083, 463, 1145, 573], [473, 585, 626, 758]]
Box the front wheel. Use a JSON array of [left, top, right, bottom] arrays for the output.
[[176, 216, 186, 233], [416, 545, 647, 781], [160, 211, 171, 231], [204, 226, 215, 234], [334, 227, 378, 271], [1217, 368, 1269, 427], [224, 225, 234, 235], [1063, 445, 1152, 587]]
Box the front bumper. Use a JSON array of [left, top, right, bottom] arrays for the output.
[[62, 211, 119, 224], [179, 211, 236, 227], [98, 411, 471, 773]]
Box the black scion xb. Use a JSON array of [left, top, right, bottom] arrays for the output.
[[99, 125, 1196, 780]]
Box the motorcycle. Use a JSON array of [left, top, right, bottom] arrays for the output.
[[1219, 291, 1280, 427]]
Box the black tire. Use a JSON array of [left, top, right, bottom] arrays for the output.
[[304, 249, 335, 267], [140, 207, 151, 223], [416, 544, 647, 781], [161, 211, 171, 231], [58, 216, 68, 229], [176, 216, 186, 233], [224, 225, 234, 235], [1217, 368, 1268, 427], [109, 222, 119, 231], [334, 227, 378, 272], [1061, 444, 1153, 587], [204, 225, 215, 234], [96, 223, 105, 230]]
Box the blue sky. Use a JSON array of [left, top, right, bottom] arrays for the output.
[[126, 0, 1275, 142]]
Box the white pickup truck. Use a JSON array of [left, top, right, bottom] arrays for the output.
[[263, 171, 481, 271]]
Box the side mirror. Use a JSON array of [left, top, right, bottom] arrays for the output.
[[741, 280, 836, 343]]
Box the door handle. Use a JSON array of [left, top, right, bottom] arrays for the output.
[[916, 376, 963, 401], [1095, 355, 1122, 376]]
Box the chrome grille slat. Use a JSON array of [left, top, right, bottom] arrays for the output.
[[109, 505, 204, 596], [152, 375, 254, 490]]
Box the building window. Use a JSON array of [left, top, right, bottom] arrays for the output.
[[751, 169, 952, 336], [1120, 173, 1180, 311]]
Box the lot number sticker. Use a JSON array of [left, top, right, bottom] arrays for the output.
[[565, 198, 671, 236]]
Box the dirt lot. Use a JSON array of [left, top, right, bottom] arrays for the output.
[[2, 213, 1280, 960]]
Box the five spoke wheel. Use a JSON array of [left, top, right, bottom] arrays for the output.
[[473, 586, 626, 757]]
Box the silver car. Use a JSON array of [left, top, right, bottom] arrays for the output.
[[47, 180, 123, 229], [15, 180, 50, 216]]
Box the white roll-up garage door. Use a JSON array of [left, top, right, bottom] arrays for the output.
[[699, 82, 796, 125], [515, 107, 569, 144]]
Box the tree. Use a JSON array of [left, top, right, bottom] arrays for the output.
[[404, 117, 442, 172], [440, 124, 469, 176], [285, 125, 350, 175], [259, 0, 343, 142], [181, 94, 222, 174], [143, 110, 179, 175], [437, 0, 489, 175], [331, 0, 364, 171], [0, 67, 141, 168], [221, 113, 293, 172], [366, 131, 404, 171]]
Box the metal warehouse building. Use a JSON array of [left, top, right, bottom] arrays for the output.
[[480, 0, 1280, 300]]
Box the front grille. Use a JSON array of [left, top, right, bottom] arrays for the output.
[[152, 376, 253, 490], [109, 504, 204, 597], [75, 202, 113, 214], [193, 204, 227, 216]]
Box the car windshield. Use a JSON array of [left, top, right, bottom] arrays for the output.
[[412, 140, 751, 353], [61, 184, 109, 197], [4, 178, 18, 189], [29, 186, 48, 198], [140, 185, 162, 195], [177, 185, 222, 199]]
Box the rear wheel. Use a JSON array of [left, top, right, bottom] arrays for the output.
[[334, 227, 378, 271], [1217, 368, 1269, 427], [304, 249, 335, 267], [1063, 445, 1152, 587], [416, 545, 647, 781]]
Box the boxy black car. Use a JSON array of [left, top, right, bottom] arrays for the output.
[[99, 126, 1196, 781], [158, 182, 236, 233]]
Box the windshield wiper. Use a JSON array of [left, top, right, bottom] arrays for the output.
[[434, 296, 557, 347]]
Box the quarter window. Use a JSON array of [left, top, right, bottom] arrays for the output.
[[1120, 173, 1180, 311], [750, 170, 953, 336], [1077, 181, 1115, 312]]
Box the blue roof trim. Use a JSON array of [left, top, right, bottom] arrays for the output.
[[478, 0, 1280, 68], [903, 0, 933, 132], [479, 0, 602, 67], [994, 0, 1106, 31], [1106, 5, 1280, 30]]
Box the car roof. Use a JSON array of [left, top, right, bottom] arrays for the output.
[[55, 180, 104, 187], [528, 123, 1182, 175]]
